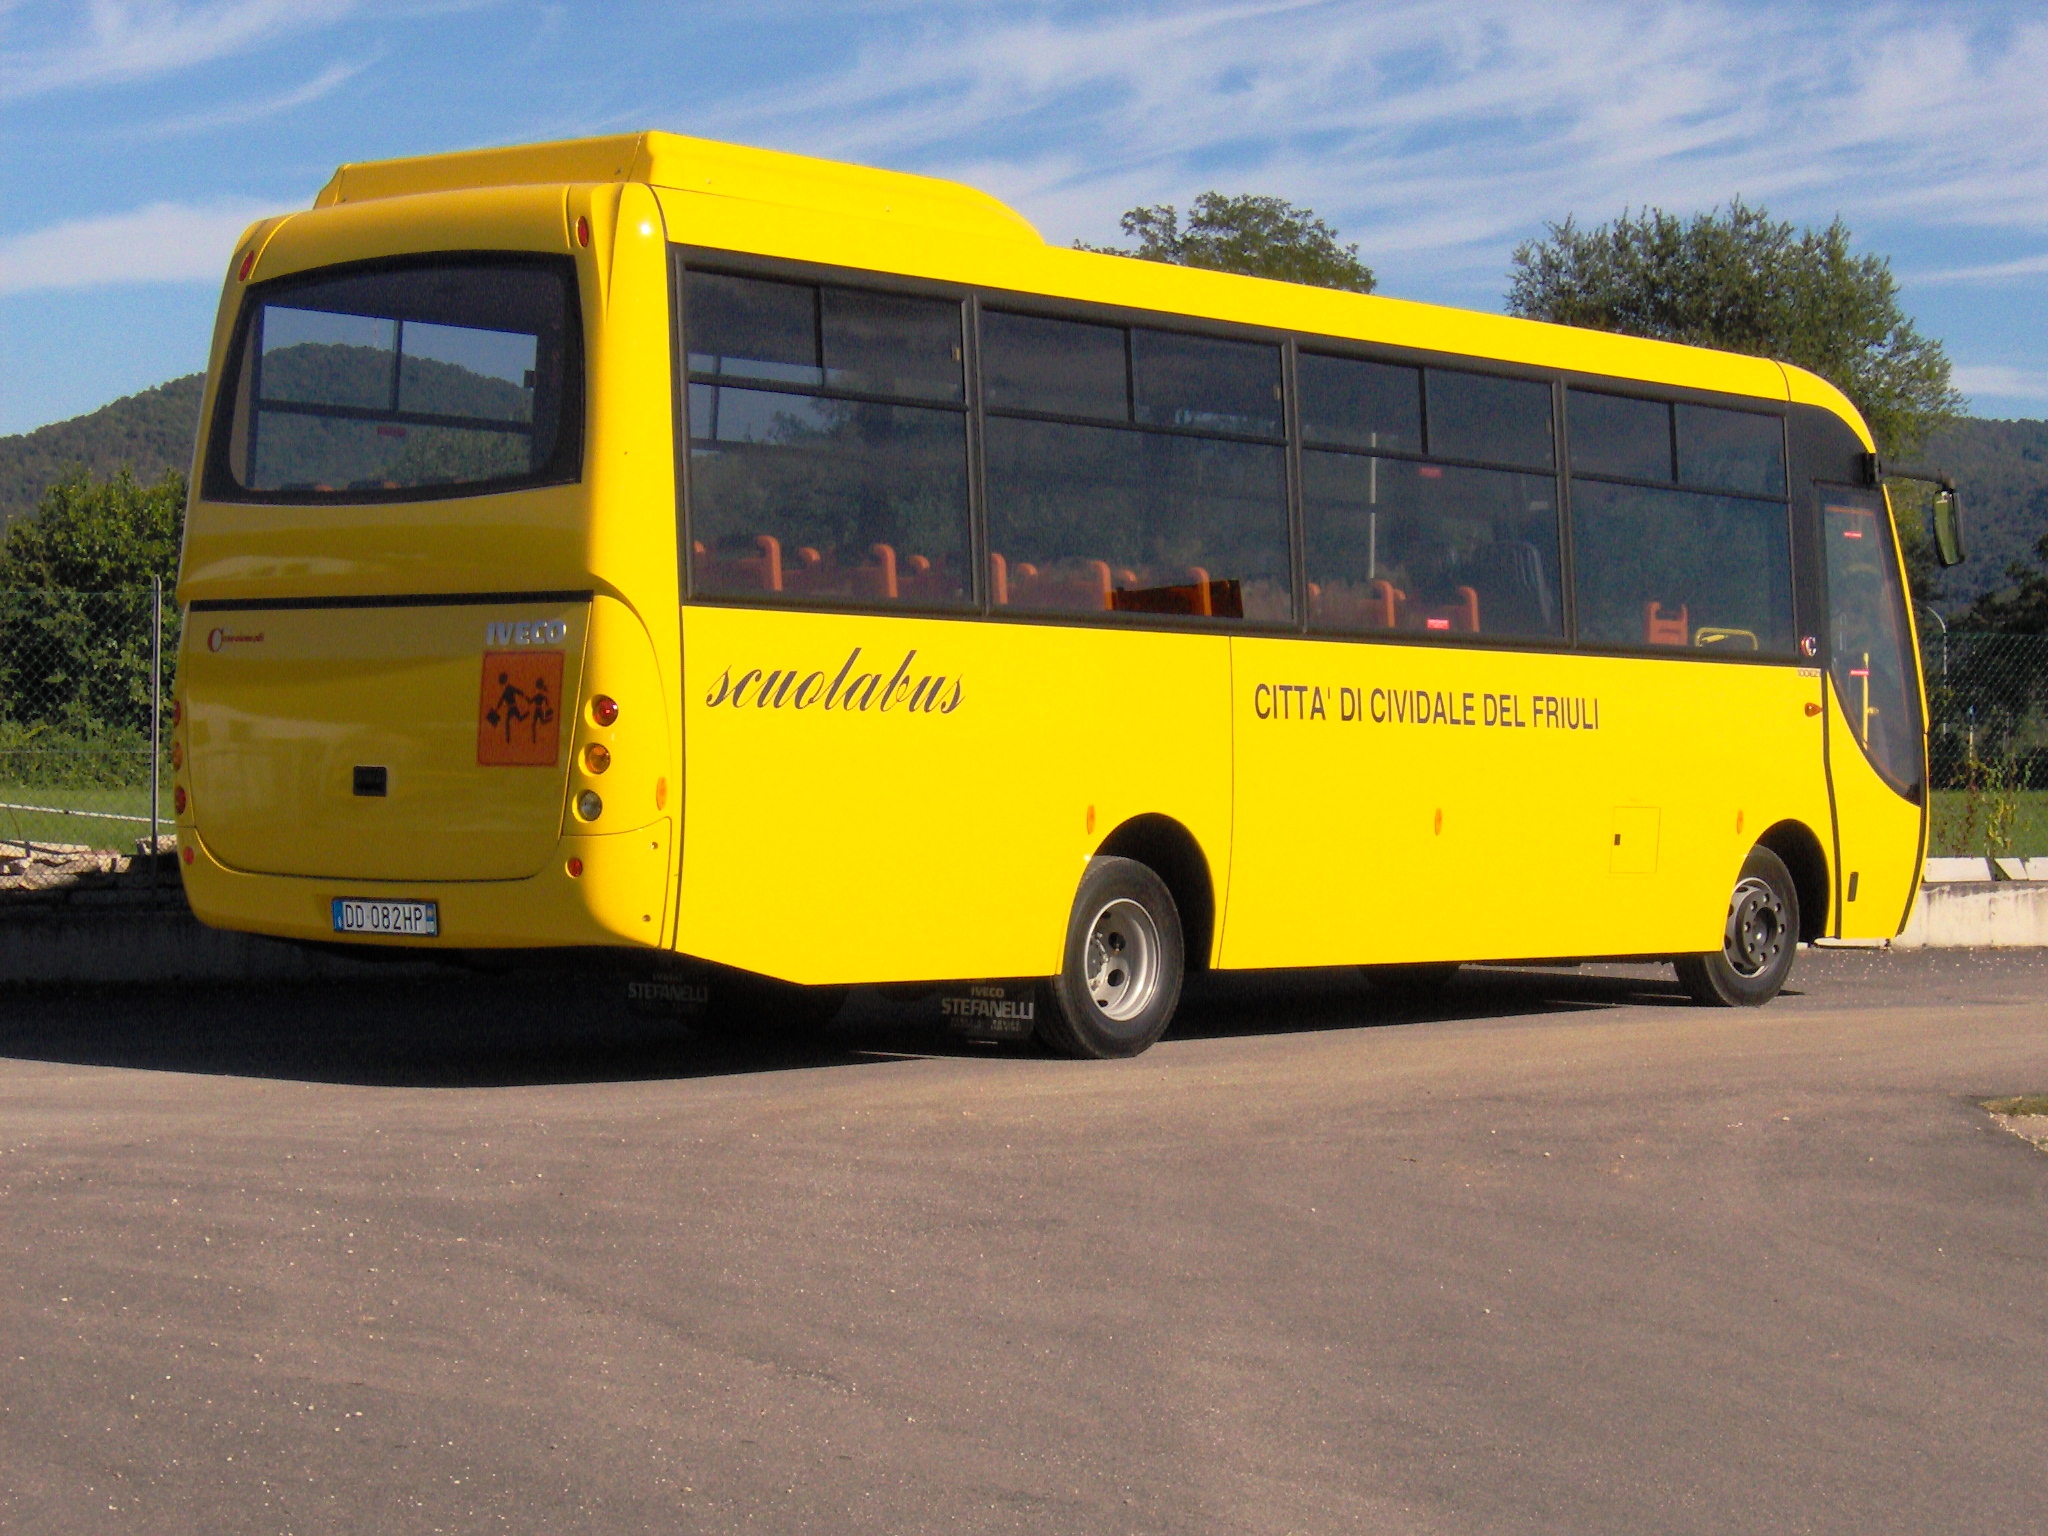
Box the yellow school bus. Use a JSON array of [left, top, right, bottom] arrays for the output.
[[172, 131, 1934, 1055]]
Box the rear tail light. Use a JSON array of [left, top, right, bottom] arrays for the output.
[[583, 742, 611, 774], [566, 857, 584, 878], [576, 790, 602, 822], [575, 216, 590, 248], [590, 694, 618, 726]]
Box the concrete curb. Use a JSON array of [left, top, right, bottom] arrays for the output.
[[1894, 882, 2048, 949]]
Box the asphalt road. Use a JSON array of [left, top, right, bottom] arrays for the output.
[[2, 947, 2045, 1535]]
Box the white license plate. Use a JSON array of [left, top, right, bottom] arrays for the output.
[[331, 898, 439, 937]]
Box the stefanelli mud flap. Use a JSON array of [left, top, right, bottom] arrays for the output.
[[934, 980, 1042, 1042]]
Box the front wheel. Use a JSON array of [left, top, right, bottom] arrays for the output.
[[1676, 846, 1800, 1007], [1038, 857, 1185, 1059]]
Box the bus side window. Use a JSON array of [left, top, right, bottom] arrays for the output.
[[982, 312, 1290, 624], [1566, 388, 1793, 656], [683, 267, 972, 609], [1300, 354, 1562, 642], [1426, 369, 1553, 470], [1570, 480, 1794, 654], [1300, 451, 1561, 640]]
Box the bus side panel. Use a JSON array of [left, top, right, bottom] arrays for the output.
[[674, 607, 1232, 985], [1222, 639, 1830, 967], [1824, 675, 1923, 939]]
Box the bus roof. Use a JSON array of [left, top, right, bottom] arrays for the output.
[[314, 130, 1043, 246], [305, 131, 1868, 443]]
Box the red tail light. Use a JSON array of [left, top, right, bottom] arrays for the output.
[[590, 694, 618, 727], [236, 248, 255, 281], [575, 216, 590, 248]]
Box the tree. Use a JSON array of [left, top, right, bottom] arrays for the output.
[[1079, 192, 1375, 293], [1505, 200, 1962, 459], [0, 465, 184, 592], [0, 466, 185, 743], [1959, 532, 2048, 634]]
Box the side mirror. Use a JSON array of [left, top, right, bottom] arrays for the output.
[[1929, 488, 1966, 568]]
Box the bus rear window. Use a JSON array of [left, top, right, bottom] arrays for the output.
[[206, 256, 582, 502]]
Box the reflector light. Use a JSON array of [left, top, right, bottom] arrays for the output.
[[181, 846, 195, 865], [173, 785, 187, 814], [566, 857, 584, 878], [576, 216, 591, 248], [577, 790, 602, 822], [236, 248, 255, 281], [170, 742, 183, 770], [171, 699, 182, 727], [655, 776, 668, 810], [590, 694, 619, 726], [583, 742, 611, 775]]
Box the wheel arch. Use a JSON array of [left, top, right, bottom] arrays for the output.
[[1095, 813, 1217, 971], [1757, 819, 1830, 943]]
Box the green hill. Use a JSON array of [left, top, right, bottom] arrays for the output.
[[1, 375, 203, 535], [1920, 417, 2048, 609]]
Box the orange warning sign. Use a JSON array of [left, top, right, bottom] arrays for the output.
[[477, 651, 564, 766]]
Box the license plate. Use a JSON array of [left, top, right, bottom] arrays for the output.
[[331, 898, 439, 937]]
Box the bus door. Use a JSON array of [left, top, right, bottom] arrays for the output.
[[1818, 485, 1926, 938]]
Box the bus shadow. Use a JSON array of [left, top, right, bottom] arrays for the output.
[[1166, 962, 1700, 1042], [0, 961, 1709, 1088]]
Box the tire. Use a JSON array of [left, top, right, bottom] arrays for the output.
[[1038, 857, 1185, 1059], [1676, 846, 1800, 1007]]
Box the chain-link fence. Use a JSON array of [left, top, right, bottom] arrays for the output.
[[0, 585, 179, 900], [1921, 625, 2048, 858]]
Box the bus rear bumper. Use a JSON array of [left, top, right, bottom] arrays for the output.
[[176, 818, 673, 951]]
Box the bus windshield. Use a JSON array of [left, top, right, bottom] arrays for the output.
[[1824, 488, 1924, 799], [206, 255, 582, 503]]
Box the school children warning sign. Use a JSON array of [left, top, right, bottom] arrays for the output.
[[477, 650, 564, 766]]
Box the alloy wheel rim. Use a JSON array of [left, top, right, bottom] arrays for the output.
[[1084, 898, 1161, 1022], [1723, 875, 1787, 977]]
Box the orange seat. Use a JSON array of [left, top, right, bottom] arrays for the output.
[[1370, 578, 1405, 629], [851, 542, 899, 601], [1644, 601, 1688, 645]]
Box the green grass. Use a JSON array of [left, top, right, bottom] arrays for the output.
[[0, 779, 164, 852], [1984, 1096, 2048, 1118], [1928, 789, 2048, 858]]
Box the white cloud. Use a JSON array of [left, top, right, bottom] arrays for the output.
[[691, 0, 2048, 283], [1912, 252, 2048, 285], [1953, 363, 2048, 402], [136, 57, 368, 136], [0, 198, 271, 293], [0, 0, 372, 99]]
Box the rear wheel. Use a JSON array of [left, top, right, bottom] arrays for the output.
[[1038, 857, 1185, 1059], [1676, 846, 1800, 1007]]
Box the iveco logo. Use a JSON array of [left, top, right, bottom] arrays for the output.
[[206, 627, 264, 652], [486, 619, 569, 646]]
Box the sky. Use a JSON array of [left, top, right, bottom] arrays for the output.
[[1, 0, 2045, 436]]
